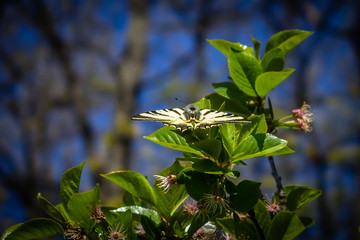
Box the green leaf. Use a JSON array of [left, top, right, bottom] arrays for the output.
[[251, 36, 261, 60], [101, 171, 157, 207], [220, 124, 241, 156], [207, 39, 247, 57], [102, 206, 132, 227], [268, 212, 306, 240], [244, 114, 268, 134], [153, 161, 188, 219], [265, 30, 313, 54], [1, 218, 63, 240], [187, 215, 210, 237], [228, 50, 262, 97], [216, 217, 260, 240], [60, 161, 86, 209], [284, 185, 322, 211], [261, 48, 285, 72], [261, 146, 294, 157], [183, 170, 218, 200], [222, 114, 267, 154], [195, 92, 251, 116], [231, 133, 288, 163], [220, 115, 267, 157], [299, 216, 315, 228], [122, 190, 141, 206], [173, 221, 185, 238], [141, 216, 162, 240], [112, 206, 161, 226], [193, 139, 222, 159], [67, 184, 101, 233], [268, 97, 274, 120], [55, 203, 70, 221], [153, 184, 188, 220], [226, 170, 240, 179], [254, 200, 271, 237], [192, 159, 226, 174], [255, 68, 295, 98], [224, 179, 237, 195], [144, 127, 203, 155], [215, 218, 237, 239], [212, 82, 250, 104], [37, 193, 65, 223], [230, 180, 261, 212]]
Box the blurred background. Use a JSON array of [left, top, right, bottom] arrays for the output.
[[0, 0, 359, 239]]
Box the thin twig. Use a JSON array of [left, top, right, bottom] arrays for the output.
[[268, 156, 283, 191], [268, 156, 287, 210]]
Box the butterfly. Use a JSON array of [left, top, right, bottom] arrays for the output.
[[131, 104, 251, 131]]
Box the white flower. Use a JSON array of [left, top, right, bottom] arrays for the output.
[[153, 172, 176, 193]]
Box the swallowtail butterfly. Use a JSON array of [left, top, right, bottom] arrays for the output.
[[132, 104, 251, 131]]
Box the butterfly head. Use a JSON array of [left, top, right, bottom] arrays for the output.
[[184, 104, 201, 121]]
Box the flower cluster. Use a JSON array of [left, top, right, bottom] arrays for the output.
[[64, 221, 87, 240], [90, 205, 106, 223], [134, 223, 146, 236], [183, 199, 198, 215], [154, 172, 177, 193], [292, 102, 314, 132], [107, 224, 126, 240], [264, 196, 281, 215], [203, 192, 229, 214]]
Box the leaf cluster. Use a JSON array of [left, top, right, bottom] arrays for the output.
[[1, 30, 321, 240]]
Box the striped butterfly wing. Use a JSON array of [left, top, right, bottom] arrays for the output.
[[195, 109, 252, 129], [131, 108, 192, 130]]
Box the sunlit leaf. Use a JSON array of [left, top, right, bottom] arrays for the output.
[[207, 39, 253, 57], [68, 184, 100, 233], [261, 48, 285, 72], [60, 161, 86, 209], [231, 134, 288, 163], [55, 203, 70, 221], [37, 193, 65, 224], [255, 68, 295, 98], [101, 171, 157, 207], [102, 206, 132, 227], [265, 30, 313, 54], [153, 161, 188, 219], [194, 139, 222, 159], [220, 114, 267, 158], [1, 218, 63, 240], [144, 127, 203, 155], [112, 206, 161, 226], [212, 82, 250, 104], [228, 50, 262, 97], [261, 146, 294, 156], [195, 92, 251, 116], [252, 36, 261, 60]]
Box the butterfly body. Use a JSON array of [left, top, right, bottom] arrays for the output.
[[132, 104, 251, 131]]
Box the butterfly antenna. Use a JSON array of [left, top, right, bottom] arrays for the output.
[[174, 98, 187, 104]]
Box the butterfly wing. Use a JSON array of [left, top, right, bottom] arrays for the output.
[[195, 109, 252, 129], [131, 108, 193, 130]]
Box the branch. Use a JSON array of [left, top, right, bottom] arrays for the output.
[[268, 156, 286, 210]]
